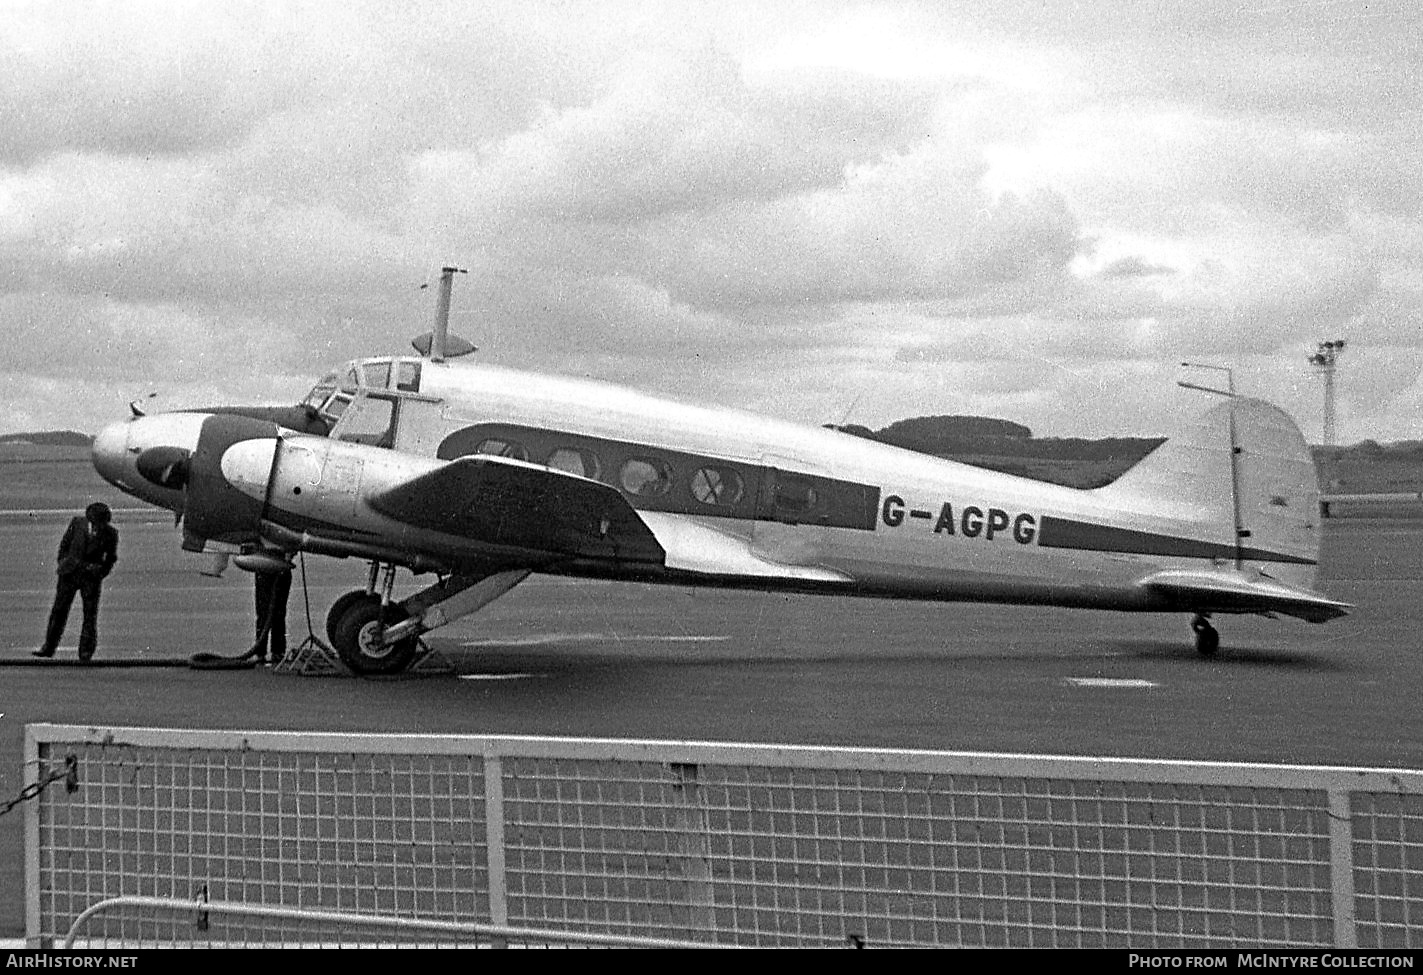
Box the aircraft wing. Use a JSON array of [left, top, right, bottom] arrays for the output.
[[1136, 568, 1352, 623], [368, 455, 853, 582], [367, 455, 665, 563]]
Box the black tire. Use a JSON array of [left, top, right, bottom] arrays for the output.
[[326, 590, 379, 645], [330, 598, 418, 675]]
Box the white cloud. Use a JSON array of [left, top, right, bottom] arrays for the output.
[[0, 2, 320, 164], [0, 0, 1419, 446]]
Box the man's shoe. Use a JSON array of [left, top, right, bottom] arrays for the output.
[[31, 649, 54, 658]]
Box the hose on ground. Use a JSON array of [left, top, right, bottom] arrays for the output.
[[189, 569, 287, 670]]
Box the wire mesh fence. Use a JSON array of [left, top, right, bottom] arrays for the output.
[[22, 725, 1423, 947]]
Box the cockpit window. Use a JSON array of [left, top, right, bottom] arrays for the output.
[[302, 385, 335, 409], [323, 393, 353, 423], [396, 361, 421, 393], [343, 367, 360, 391], [333, 395, 398, 448], [362, 361, 392, 389]]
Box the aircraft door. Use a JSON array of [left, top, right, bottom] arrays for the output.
[[751, 455, 829, 565]]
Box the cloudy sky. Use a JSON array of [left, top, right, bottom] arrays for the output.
[[2, 0, 1419, 443]]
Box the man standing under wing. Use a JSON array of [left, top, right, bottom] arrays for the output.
[[33, 502, 119, 662]]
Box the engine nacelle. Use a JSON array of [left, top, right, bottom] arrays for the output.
[[219, 433, 464, 572], [183, 414, 281, 548]]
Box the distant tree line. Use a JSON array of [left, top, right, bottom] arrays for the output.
[[0, 431, 92, 447]]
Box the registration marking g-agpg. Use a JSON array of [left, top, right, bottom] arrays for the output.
[[881, 494, 1038, 544]]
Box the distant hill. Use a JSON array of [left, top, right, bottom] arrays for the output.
[[0, 430, 91, 447], [874, 414, 1033, 450], [828, 415, 1165, 488]]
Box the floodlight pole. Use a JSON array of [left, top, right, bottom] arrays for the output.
[[1308, 340, 1346, 446]]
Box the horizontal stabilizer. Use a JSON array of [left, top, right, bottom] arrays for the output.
[[1138, 568, 1351, 623], [368, 455, 664, 563], [637, 512, 853, 583]]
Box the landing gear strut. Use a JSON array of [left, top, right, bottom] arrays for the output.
[[1191, 614, 1220, 657]]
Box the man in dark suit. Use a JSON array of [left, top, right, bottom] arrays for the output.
[[34, 502, 119, 662]]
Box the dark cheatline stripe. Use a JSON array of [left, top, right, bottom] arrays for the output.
[[1036, 516, 1317, 566]]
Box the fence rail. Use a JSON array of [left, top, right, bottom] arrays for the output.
[[61, 895, 734, 949], [24, 724, 1423, 948]]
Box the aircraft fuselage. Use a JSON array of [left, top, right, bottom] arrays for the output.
[[90, 354, 1347, 672]]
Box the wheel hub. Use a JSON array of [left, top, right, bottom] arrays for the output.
[[356, 620, 396, 660]]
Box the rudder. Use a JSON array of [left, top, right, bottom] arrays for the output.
[[1094, 396, 1323, 590]]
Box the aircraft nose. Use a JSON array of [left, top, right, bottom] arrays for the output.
[[91, 420, 132, 491], [91, 412, 209, 514]]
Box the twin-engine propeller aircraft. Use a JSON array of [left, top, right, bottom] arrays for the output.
[[91, 271, 1349, 674]]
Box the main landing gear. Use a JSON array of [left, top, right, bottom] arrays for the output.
[[1191, 614, 1220, 657], [327, 563, 418, 675], [326, 561, 532, 676]]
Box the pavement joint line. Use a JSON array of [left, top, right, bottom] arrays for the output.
[[459, 673, 540, 681]]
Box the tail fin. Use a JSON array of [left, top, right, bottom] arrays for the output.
[[1095, 396, 1324, 592]]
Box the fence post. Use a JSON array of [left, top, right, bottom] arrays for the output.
[[670, 762, 715, 940], [485, 754, 509, 948], [1328, 788, 1357, 947], [23, 727, 43, 948]]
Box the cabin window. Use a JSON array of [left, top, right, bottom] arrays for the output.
[[396, 361, 422, 393], [547, 447, 601, 480], [620, 457, 672, 497], [690, 466, 743, 506], [334, 395, 398, 448], [474, 438, 529, 461], [362, 361, 392, 389]]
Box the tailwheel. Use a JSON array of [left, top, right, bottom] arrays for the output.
[[330, 597, 418, 675], [1191, 615, 1220, 657]]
